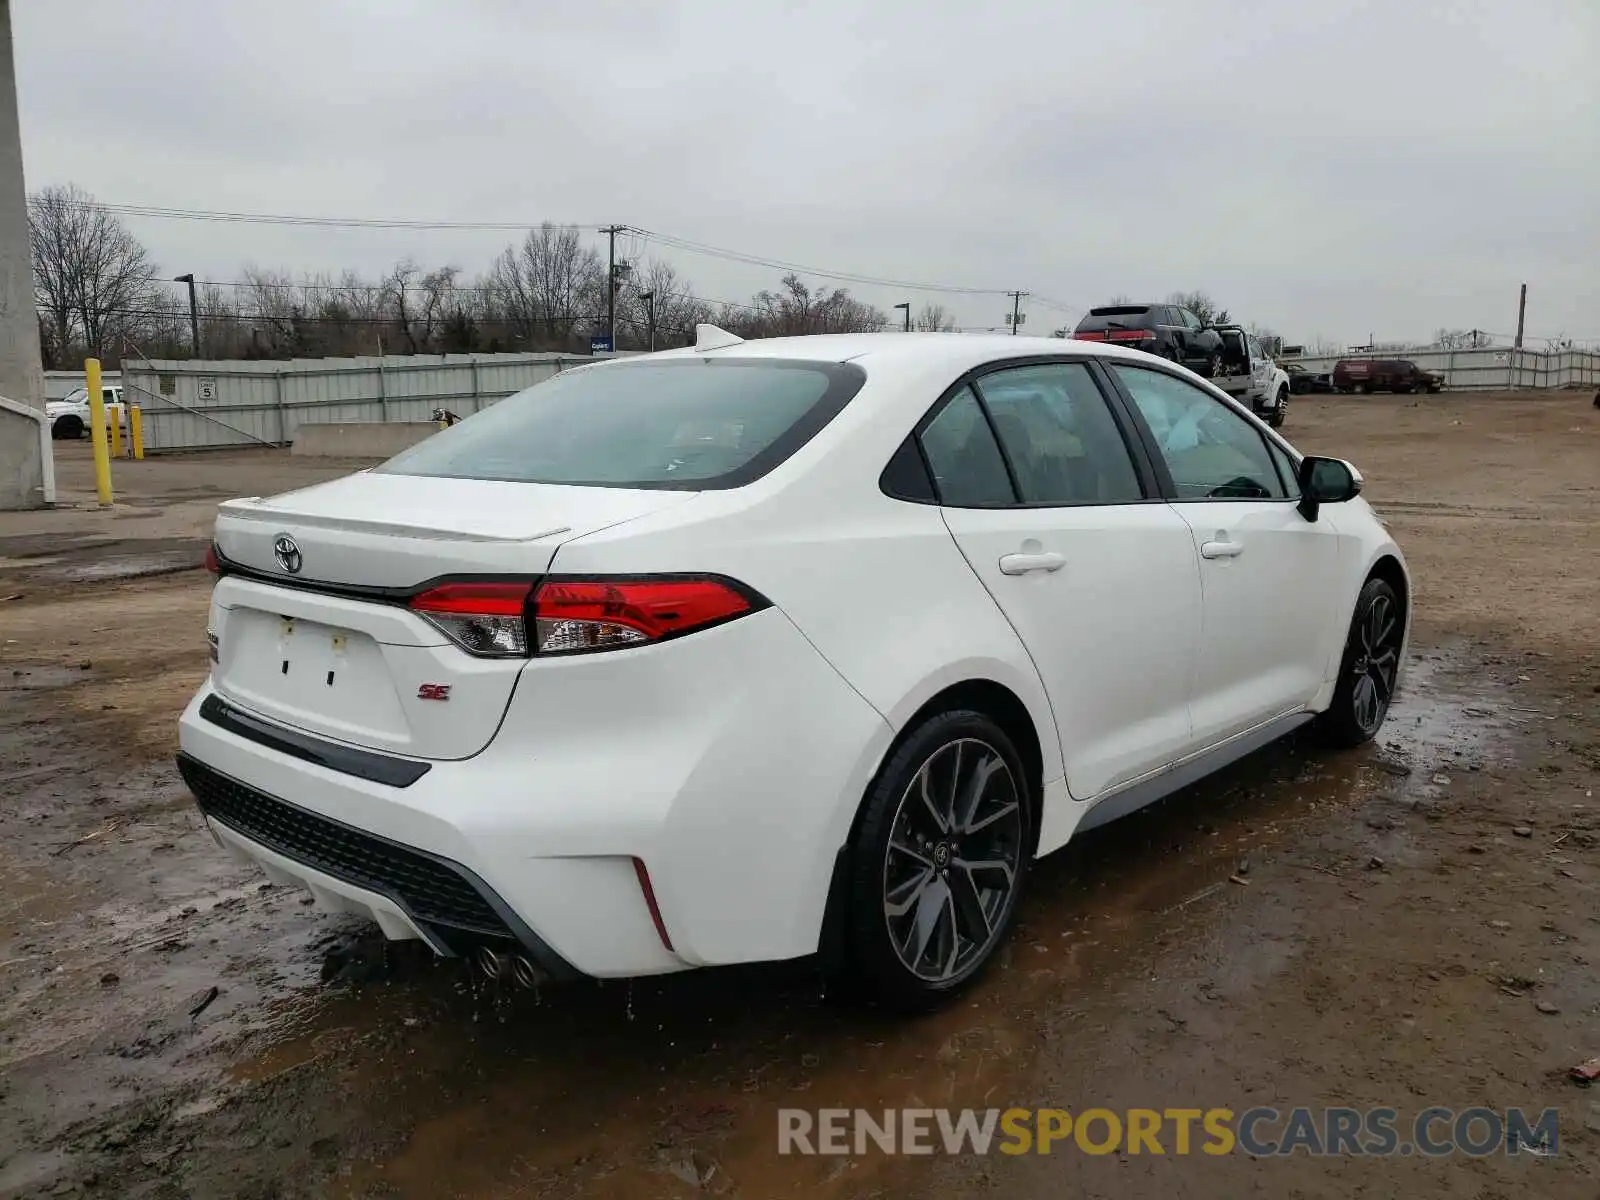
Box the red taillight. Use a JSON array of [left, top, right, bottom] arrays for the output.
[[1071, 331, 1108, 341], [406, 575, 762, 658], [1105, 329, 1156, 342], [410, 580, 535, 657], [203, 543, 220, 575], [531, 577, 757, 655]]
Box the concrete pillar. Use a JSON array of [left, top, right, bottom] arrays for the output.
[[0, 0, 47, 509]]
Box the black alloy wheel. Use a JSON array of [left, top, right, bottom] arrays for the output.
[[1317, 577, 1403, 747], [842, 711, 1031, 1010]]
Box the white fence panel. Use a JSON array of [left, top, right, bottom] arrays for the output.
[[120, 352, 591, 451], [1282, 347, 1600, 391]]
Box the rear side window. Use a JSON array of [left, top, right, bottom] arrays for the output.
[[919, 387, 1015, 507], [973, 363, 1144, 505], [377, 358, 865, 489]]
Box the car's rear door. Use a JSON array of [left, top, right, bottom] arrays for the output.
[[1105, 363, 1345, 747], [922, 360, 1202, 802]]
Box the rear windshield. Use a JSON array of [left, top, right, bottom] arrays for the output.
[[376, 358, 866, 489], [1076, 306, 1154, 333]]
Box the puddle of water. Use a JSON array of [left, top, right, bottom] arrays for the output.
[[58, 550, 202, 583], [0, 664, 88, 692]]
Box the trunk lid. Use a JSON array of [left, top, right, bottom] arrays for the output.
[[209, 471, 697, 760]]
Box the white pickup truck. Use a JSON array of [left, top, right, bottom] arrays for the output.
[[46, 384, 124, 440], [1210, 326, 1289, 428]]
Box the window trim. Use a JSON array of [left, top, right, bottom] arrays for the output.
[[884, 355, 1167, 510], [1100, 360, 1304, 505]]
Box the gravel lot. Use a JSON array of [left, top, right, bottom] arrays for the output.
[[1, 391, 1596, 1199]]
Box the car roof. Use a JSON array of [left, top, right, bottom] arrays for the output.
[[648, 331, 1165, 376]]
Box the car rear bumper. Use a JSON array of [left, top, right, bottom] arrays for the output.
[[177, 607, 894, 978]]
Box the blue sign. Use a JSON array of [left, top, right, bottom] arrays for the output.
[[590, 335, 614, 355]]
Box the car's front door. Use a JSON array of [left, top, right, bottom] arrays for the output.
[[919, 361, 1202, 803], [1107, 363, 1345, 747]]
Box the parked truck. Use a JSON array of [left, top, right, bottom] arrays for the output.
[[1210, 325, 1290, 427]]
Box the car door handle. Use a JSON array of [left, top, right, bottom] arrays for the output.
[[998, 551, 1065, 575], [1200, 539, 1244, 559]]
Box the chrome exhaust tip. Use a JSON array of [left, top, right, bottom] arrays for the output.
[[510, 955, 544, 990], [475, 944, 509, 980]]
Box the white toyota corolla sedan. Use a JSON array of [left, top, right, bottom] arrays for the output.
[[178, 328, 1409, 1009]]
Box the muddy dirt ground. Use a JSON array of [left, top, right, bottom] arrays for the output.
[[1, 392, 1596, 1199]]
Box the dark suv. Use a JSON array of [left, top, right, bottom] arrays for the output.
[[1071, 304, 1225, 377]]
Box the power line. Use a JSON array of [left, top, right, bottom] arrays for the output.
[[48, 197, 1014, 300], [1030, 294, 1081, 317], [76, 200, 601, 233], [631, 227, 1012, 297]]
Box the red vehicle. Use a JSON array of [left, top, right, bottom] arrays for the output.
[[1331, 359, 1444, 394]]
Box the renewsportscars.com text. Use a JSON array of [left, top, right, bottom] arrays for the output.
[[778, 1106, 1559, 1158]]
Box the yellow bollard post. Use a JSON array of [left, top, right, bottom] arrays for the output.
[[108, 404, 123, 458], [84, 358, 114, 505], [129, 405, 144, 459]]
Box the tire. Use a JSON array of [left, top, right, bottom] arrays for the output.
[[52, 415, 83, 440], [841, 709, 1033, 1012], [1267, 388, 1288, 428], [1316, 577, 1403, 749]]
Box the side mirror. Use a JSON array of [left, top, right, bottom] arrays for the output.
[[1297, 456, 1363, 521]]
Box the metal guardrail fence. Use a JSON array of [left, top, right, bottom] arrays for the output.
[[118, 352, 593, 451]]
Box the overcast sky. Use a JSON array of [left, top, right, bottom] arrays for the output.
[[13, 0, 1599, 347]]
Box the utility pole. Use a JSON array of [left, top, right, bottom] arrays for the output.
[[174, 273, 201, 356], [1008, 291, 1028, 335], [893, 302, 910, 332], [639, 291, 655, 352], [1514, 283, 1527, 349], [600, 225, 626, 350]]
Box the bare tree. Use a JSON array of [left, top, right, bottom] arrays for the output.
[[1167, 290, 1229, 325], [725, 274, 886, 338], [617, 259, 713, 349], [914, 303, 955, 332], [382, 259, 461, 353], [488, 224, 603, 348], [28, 183, 160, 359]]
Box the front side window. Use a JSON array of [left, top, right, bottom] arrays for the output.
[[972, 363, 1144, 505], [918, 386, 1015, 507], [1180, 309, 1203, 331], [1111, 366, 1287, 500], [377, 358, 864, 489]]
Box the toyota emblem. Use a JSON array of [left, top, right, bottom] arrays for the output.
[[273, 534, 303, 574]]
